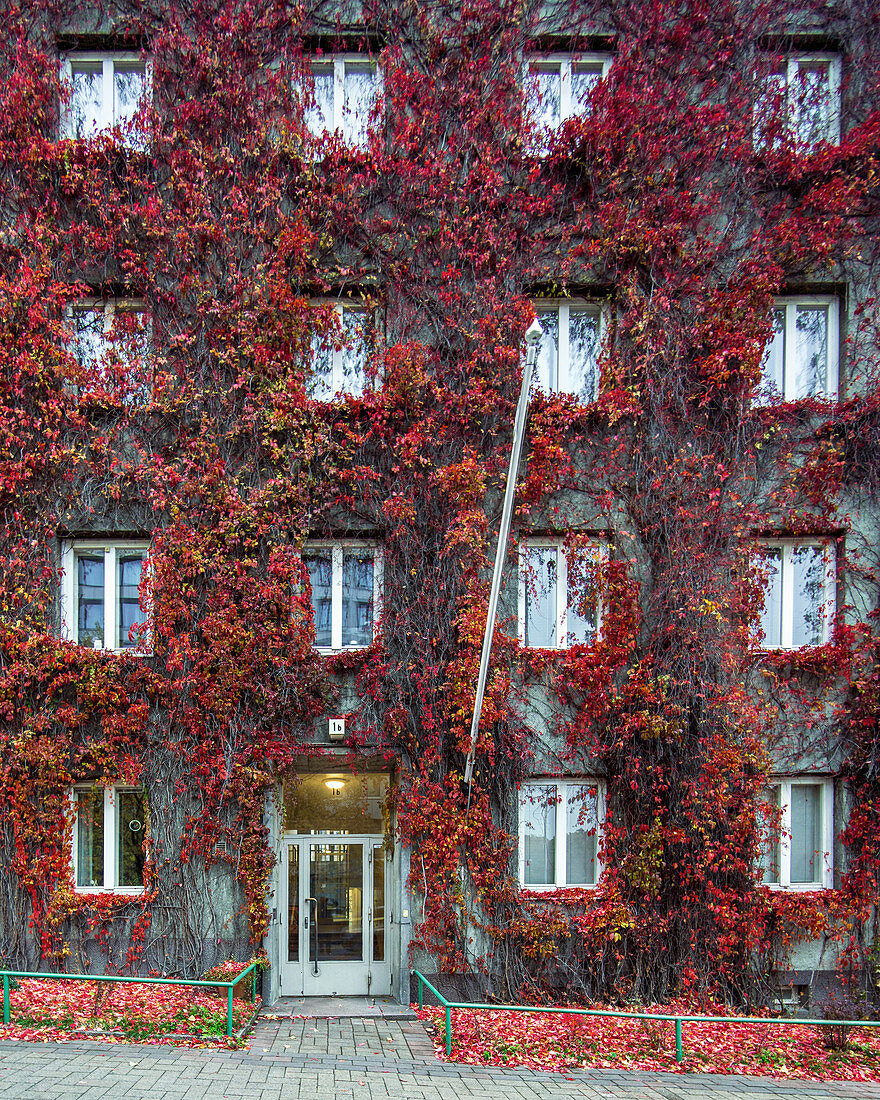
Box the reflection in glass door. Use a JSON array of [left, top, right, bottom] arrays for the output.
[[280, 836, 390, 996]]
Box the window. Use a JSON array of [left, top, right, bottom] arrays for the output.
[[525, 54, 611, 132], [61, 53, 151, 140], [761, 778, 833, 889], [532, 301, 606, 402], [305, 56, 380, 147], [519, 540, 602, 648], [72, 785, 147, 892], [309, 302, 372, 400], [757, 539, 835, 649], [303, 543, 381, 651], [756, 54, 840, 149], [61, 540, 150, 651], [67, 298, 152, 404], [757, 296, 839, 401], [519, 780, 604, 888]]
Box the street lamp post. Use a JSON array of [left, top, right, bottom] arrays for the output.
[[463, 318, 543, 788]]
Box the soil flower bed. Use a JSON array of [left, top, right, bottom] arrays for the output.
[[416, 1003, 880, 1081], [0, 979, 255, 1048]]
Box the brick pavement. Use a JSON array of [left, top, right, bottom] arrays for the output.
[[1, 1017, 880, 1099]]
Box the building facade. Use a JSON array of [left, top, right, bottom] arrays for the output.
[[1, 0, 879, 1009]]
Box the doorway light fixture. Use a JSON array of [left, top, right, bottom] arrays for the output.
[[324, 778, 346, 791]]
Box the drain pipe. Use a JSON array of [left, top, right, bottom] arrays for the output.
[[463, 318, 543, 798]]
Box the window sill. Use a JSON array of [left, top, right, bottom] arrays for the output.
[[72, 887, 145, 897], [761, 883, 830, 892]]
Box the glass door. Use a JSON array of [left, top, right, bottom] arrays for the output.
[[279, 836, 390, 996]]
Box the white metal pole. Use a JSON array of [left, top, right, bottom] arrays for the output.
[[463, 318, 543, 787]]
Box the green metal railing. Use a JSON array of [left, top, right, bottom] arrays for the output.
[[413, 969, 880, 1061], [1, 962, 258, 1039]]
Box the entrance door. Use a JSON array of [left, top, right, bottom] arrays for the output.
[[280, 835, 390, 996]]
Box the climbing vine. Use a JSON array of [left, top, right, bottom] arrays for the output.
[[0, 0, 878, 1003]]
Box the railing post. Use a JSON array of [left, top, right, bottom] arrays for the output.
[[675, 1018, 683, 1062], [418, 973, 423, 1008], [2, 974, 9, 1025], [227, 984, 234, 1037], [445, 1004, 452, 1056]]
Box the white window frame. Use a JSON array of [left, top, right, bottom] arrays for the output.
[[756, 54, 841, 149], [762, 778, 834, 890], [60, 539, 151, 652], [525, 53, 612, 127], [308, 300, 376, 399], [306, 55, 381, 147], [71, 784, 147, 894], [518, 779, 605, 889], [532, 299, 608, 401], [60, 52, 152, 139], [756, 539, 835, 650], [518, 539, 604, 649], [303, 542, 382, 653], [758, 295, 839, 401], [67, 297, 152, 400]]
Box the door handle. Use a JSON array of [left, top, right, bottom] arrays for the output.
[[304, 896, 317, 929], [305, 897, 319, 975]]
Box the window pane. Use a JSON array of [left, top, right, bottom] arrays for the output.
[[341, 309, 368, 396], [791, 544, 826, 647], [759, 547, 782, 647], [535, 311, 559, 392], [76, 789, 104, 888], [795, 63, 832, 146], [521, 786, 556, 885], [70, 62, 103, 137], [342, 65, 376, 146], [113, 63, 146, 128], [523, 546, 557, 647], [287, 843, 299, 962], [794, 307, 828, 399], [755, 68, 787, 149], [566, 547, 598, 644], [117, 790, 146, 888], [372, 842, 385, 962], [790, 784, 822, 884], [761, 787, 780, 885], [306, 66, 334, 135], [71, 307, 106, 370], [77, 554, 105, 648], [568, 309, 601, 401], [342, 551, 373, 647], [759, 309, 785, 399], [309, 328, 334, 399], [305, 553, 333, 647], [112, 307, 153, 405], [571, 64, 602, 114], [117, 553, 145, 648], [566, 785, 598, 885], [529, 67, 560, 130]]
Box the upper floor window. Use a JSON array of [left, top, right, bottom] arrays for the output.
[[61, 540, 150, 651], [757, 539, 835, 649], [72, 785, 147, 893], [68, 298, 152, 404], [525, 53, 611, 132], [519, 539, 602, 648], [756, 54, 840, 149], [533, 300, 606, 402], [61, 53, 151, 140], [306, 56, 380, 147], [757, 296, 839, 402], [519, 780, 604, 888], [309, 301, 372, 400], [761, 778, 833, 890], [303, 542, 381, 652]]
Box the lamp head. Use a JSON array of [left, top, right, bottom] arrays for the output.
[[524, 318, 543, 346]]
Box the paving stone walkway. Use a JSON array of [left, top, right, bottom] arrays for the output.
[[1, 1016, 880, 1099]]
